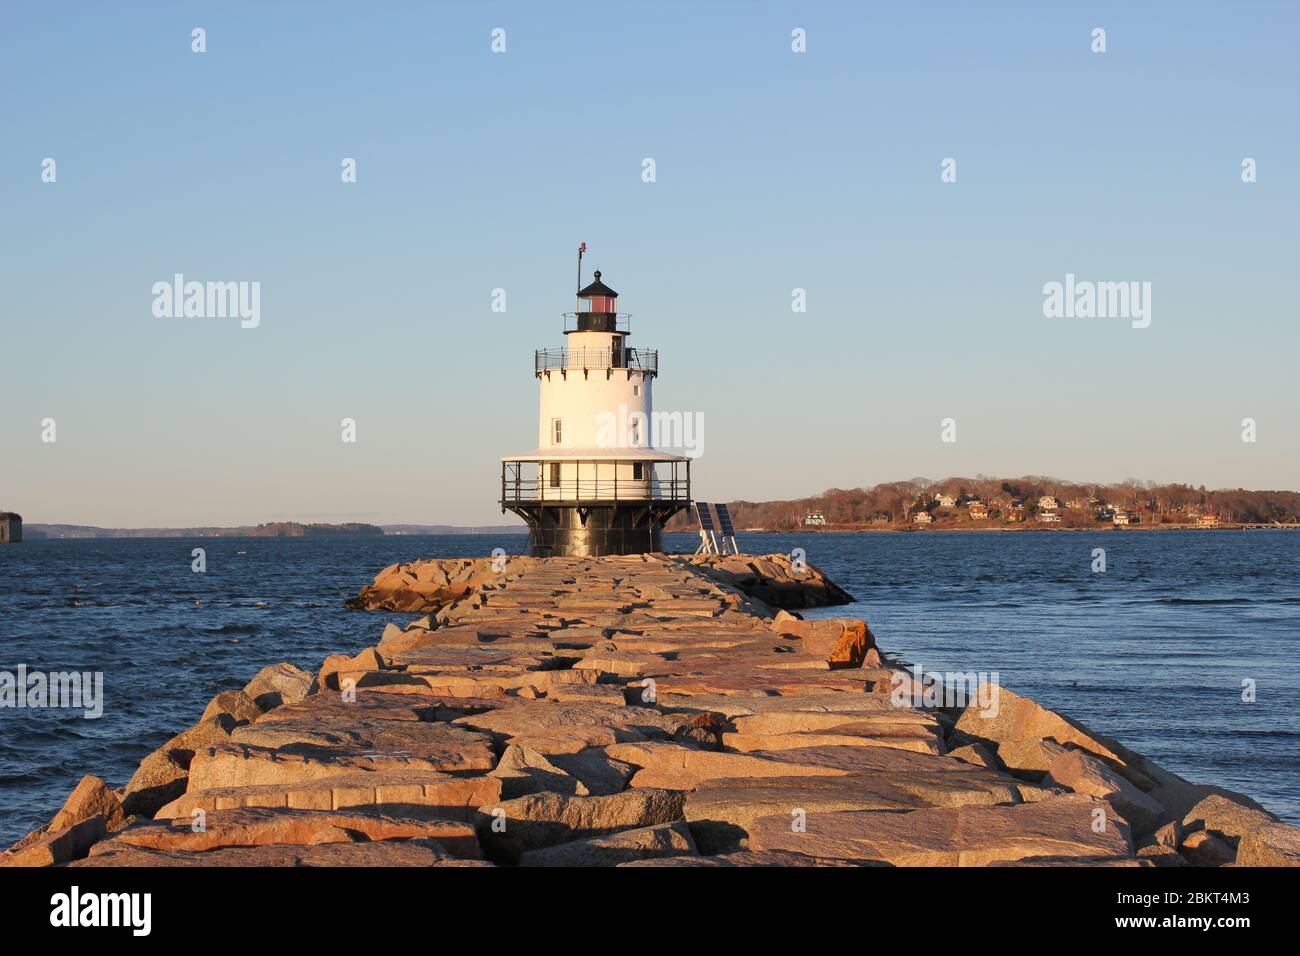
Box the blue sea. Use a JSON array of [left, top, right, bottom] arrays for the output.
[[0, 530, 1296, 846]]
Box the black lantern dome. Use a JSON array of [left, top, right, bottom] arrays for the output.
[[572, 270, 621, 333]]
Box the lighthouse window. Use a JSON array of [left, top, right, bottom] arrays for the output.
[[633, 462, 644, 481], [548, 462, 561, 488], [551, 418, 562, 445], [632, 385, 640, 396]]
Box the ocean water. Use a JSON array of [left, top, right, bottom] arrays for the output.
[[0, 530, 1296, 846]]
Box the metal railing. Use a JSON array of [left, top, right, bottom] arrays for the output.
[[534, 347, 658, 376], [562, 312, 632, 333], [501, 459, 690, 505]]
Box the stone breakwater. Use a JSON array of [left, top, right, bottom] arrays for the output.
[[5, 553, 1299, 868]]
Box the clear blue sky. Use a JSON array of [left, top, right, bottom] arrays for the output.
[[2, 1, 1297, 527]]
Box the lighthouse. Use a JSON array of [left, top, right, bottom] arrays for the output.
[[500, 254, 691, 556]]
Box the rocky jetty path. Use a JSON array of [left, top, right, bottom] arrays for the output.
[[5, 553, 1298, 867]]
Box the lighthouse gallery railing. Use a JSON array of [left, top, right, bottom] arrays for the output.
[[501, 459, 690, 505], [534, 347, 658, 376]]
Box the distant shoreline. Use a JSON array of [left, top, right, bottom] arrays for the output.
[[731, 523, 1299, 533], [22, 523, 527, 540], [20, 524, 1296, 542]]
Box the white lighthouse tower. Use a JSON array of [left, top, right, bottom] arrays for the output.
[[500, 252, 691, 556]]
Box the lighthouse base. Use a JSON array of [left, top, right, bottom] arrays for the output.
[[505, 501, 687, 557]]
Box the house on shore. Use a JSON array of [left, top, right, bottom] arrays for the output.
[[0, 512, 22, 544], [1197, 513, 1220, 528], [1112, 510, 1130, 526], [933, 493, 956, 509], [968, 502, 989, 519], [803, 510, 826, 527], [912, 511, 932, 525], [1037, 510, 1061, 524]]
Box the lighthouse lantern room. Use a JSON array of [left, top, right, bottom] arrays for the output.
[[500, 253, 691, 556]]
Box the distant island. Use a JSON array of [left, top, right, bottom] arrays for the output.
[[668, 476, 1300, 532], [22, 521, 529, 540], [24, 522, 386, 539], [22, 522, 530, 539]]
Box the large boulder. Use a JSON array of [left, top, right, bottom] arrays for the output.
[[658, 691, 930, 724], [948, 743, 999, 769], [72, 838, 487, 867], [345, 558, 499, 612], [50, 775, 125, 832], [994, 738, 1069, 776], [607, 740, 1034, 808], [726, 705, 940, 737], [475, 789, 686, 863], [200, 689, 264, 725], [242, 662, 313, 710], [0, 815, 107, 867], [620, 849, 874, 867], [684, 774, 933, 853], [251, 690, 454, 725], [453, 700, 699, 755], [318, 647, 386, 691], [748, 794, 1133, 866], [1047, 749, 1165, 835], [1180, 794, 1278, 846], [606, 741, 847, 790], [1179, 830, 1235, 866], [187, 734, 494, 791], [93, 807, 482, 859], [377, 623, 438, 655], [121, 714, 241, 818], [155, 771, 501, 821], [953, 686, 1154, 786], [518, 821, 696, 867], [227, 712, 493, 759], [721, 721, 943, 756], [1147, 782, 1266, 822], [1136, 843, 1187, 867], [1235, 821, 1300, 866], [489, 745, 585, 798], [547, 748, 638, 796], [1152, 818, 1182, 849], [770, 616, 876, 669], [1173, 792, 1299, 865], [684, 554, 855, 608]]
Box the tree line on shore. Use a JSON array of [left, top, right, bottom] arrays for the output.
[[23, 521, 386, 539], [668, 477, 1300, 530]]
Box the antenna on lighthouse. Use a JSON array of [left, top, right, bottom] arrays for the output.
[[576, 242, 587, 293]]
